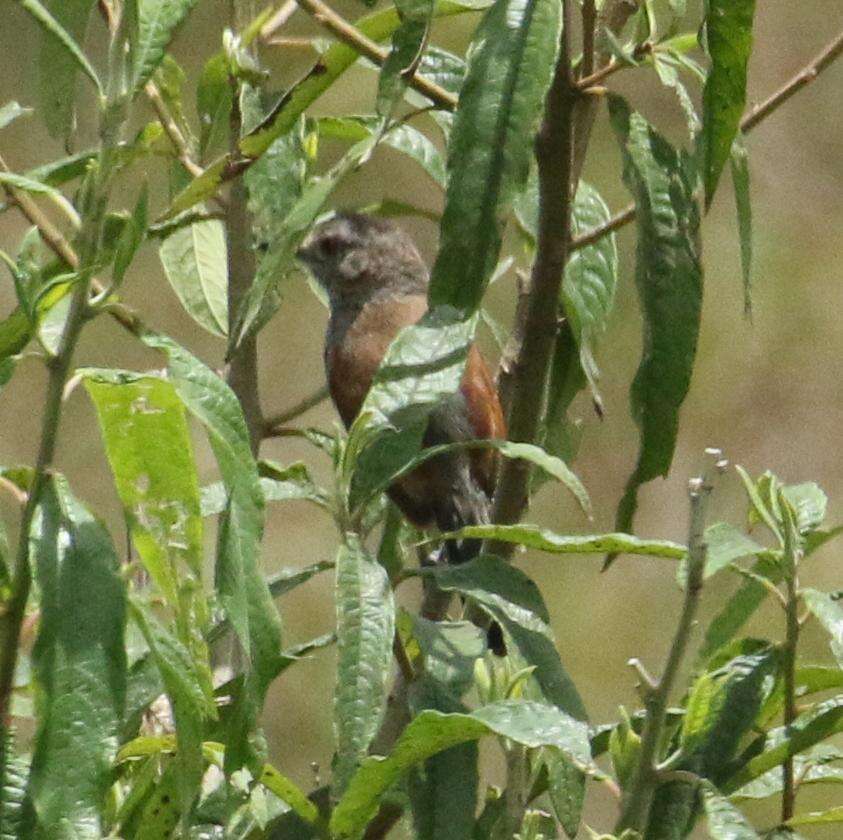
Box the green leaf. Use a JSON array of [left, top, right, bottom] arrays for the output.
[[697, 555, 781, 664], [81, 369, 204, 601], [0, 171, 71, 204], [782, 482, 827, 534], [545, 750, 585, 838], [515, 178, 618, 407], [29, 0, 99, 139], [129, 599, 214, 812], [238, 0, 488, 161], [729, 136, 752, 315], [429, 0, 561, 313], [651, 52, 700, 138], [701, 0, 756, 207], [134, 0, 199, 89], [802, 589, 843, 668], [422, 557, 587, 719], [0, 731, 27, 840], [701, 784, 758, 839], [27, 475, 126, 839], [333, 537, 396, 795], [143, 334, 282, 771], [317, 117, 446, 188], [258, 764, 319, 826], [26, 150, 97, 187], [245, 117, 307, 247], [787, 807, 843, 826], [201, 466, 328, 516], [159, 218, 229, 337], [607, 95, 702, 538], [732, 745, 843, 801], [332, 700, 589, 837], [0, 102, 32, 131], [677, 521, 767, 586], [343, 308, 475, 517], [229, 134, 379, 354], [196, 52, 232, 159], [725, 695, 843, 792], [609, 710, 642, 789], [438, 523, 686, 560], [377, 0, 435, 117], [112, 187, 148, 287], [680, 645, 778, 781], [408, 616, 486, 699]]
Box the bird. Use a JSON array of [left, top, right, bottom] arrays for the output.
[[296, 212, 507, 565]]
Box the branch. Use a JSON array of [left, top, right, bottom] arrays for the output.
[[574, 26, 843, 249], [294, 0, 457, 111], [490, 0, 577, 531], [615, 476, 712, 833]]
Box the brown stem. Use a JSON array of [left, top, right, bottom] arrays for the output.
[[490, 0, 577, 532], [580, 0, 598, 79], [144, 82, 204, 178]]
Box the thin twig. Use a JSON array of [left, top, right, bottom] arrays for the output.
[[260, 0, 299, 40], [573, 26, 843, 249], [580, 0, 598, 80], [262, 385, 329, 436], [144, 81, 204, 178], [615, 476, 711, 833], [293, 0, 457, 111]]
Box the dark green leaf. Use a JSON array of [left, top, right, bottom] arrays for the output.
[[607, 95, 702, 537], [701, 784, 759, 839], [27, 476, 126, 838], [134, 0, 199, 89], [545, 750, 585, 838], [729, 136, 752, 315], [245, 117, 307, 247], [30, 0, 99, 139], [331, 700, 590, 837], [25, 150, 96, 187], [0, 729, 28, 840], [429, 0, 561, 313], [701, 0, 756, 207], [159, 218, 229, 337], [725, 695, 843, 791], [143, 334, 282, 771], [112, 187, 148, 287], [196, 51, 233, 159], [377, 0, 434, 117], [423, 557, 587, 719], [343, 308, 475, 517], [333, 537, 395, 794]]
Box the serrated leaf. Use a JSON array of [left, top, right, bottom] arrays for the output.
[[729, 136, 752, 315], [607, 95, 702, 538], [134, 0, 198, 89], [333, 537, 395, 795], [159, 218, 229, 337], [0, 731, 27, 840], [377, 0, 435, 118], [27, 476, 126, 839], [438, 523, 687, 559], [331, 700, 590, 838], [29, 0, 99, 139], [143, 334, 282, 771], [429, 0, 561, 313], [423, 557, 587, 719], [701, 0, 756, 207]]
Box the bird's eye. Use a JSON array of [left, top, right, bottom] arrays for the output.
[[319, 235, 342, 257]]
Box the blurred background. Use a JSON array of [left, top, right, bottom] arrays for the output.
[[1, 0, 841, 834]]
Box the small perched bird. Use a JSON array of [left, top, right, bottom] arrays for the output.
[[297, 212, 506, 564]]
